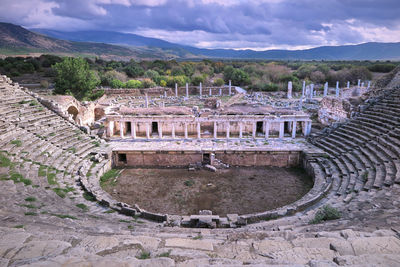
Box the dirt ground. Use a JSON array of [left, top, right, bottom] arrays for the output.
[[104, 166, 313, 216]]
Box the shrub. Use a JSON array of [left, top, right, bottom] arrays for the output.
[[137, 251, 151, 260], [76, 203, 89, 211], [192, 75, 205, 86], [141, 78, 155, 88], [0, 153, 11, 167], [368, 63, 396, 73], [83, 192, 96, 201], [309, 205, 341, 224], [110, 79, 124, 89], [125, 79, 142, 88], [184, 180, 194, 187], [213, 78, 225, 86]]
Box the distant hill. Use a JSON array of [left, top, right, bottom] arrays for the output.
[[0, 22, 135, 58], [2, 22, 400, 60], [33, 28, 400, 60]]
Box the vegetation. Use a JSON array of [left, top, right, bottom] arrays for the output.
[[2, 54, 400, 97], [184, 180, 195, 187], [25, 196, 37, 202], [10, 140, 22, 147], [76, 203, 89, 211], [309, 205, 341, 224], [100, 169, 120, 187], [83, 191, 96, 201], [137, 251, 151, 260], [53, 57, 100, 100]]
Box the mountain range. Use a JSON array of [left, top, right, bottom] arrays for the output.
[[1, 22, 400, 60]]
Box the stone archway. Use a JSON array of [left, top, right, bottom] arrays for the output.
[[67, 105, 79, 122]]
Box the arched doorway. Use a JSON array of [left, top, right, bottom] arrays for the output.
[[67, 106, 79, 122]]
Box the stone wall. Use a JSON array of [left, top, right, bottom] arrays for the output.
[[113, 150, 301, 168]]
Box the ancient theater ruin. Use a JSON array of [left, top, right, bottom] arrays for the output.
[[2, 69, 400, 265]]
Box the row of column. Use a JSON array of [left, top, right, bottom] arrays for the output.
[[172, 80, 232, 98], [111, 120, 312, 139]]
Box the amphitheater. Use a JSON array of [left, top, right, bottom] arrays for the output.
[[1, 69, 400, 267]]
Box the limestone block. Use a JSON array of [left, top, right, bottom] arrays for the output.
[[10, 240, 71, 260], [19, 255, 175, 267], [334, 254, 400, 266], [165, 238, 214, 251], [0, 231, 31, 257], [349, 236, 400, 256], [121, 235, 161, 251], [254, 239, 293, 254], [78, 236, 119, 254], [271, 247, 337, 265]]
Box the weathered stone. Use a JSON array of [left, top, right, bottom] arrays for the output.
[[10, 240, 72, 260], [165, 238, 214, 251], [349, 236, 400, 255]]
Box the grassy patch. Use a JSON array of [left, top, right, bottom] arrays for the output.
[[8, 172, 32, 185], [20, 204, 37, 209], [100, 169, 120, 188], [83, 192, 96, 201], [0, 153, 11, 167], [104, 209, 116, 214], [47, 172, 57, 185], [24, 212, 37, 216], [76, 203, 89, 211], [52, 187, 74, 198], [51, 213, 77, 220], [157, 250, 171, 258], [309, 205, 341, 224], [38, 165, 47, 177], [14, 225, 24, 229], [137, 251, 151, 260], [92, 141, 100, 147], [25, 196, 37, 202], [10, 140, 22, 147], [119, 219, 131, 223]]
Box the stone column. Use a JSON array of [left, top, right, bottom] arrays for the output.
[[252, 122, 256, 138], [347, 81, 350, 89], [186, 83, 189, 98], [302, 81, 306, 98], [158, 123, 163, 139], [120, 121, 124, 138], [164, 90, 167, 98], [197, 122, 201, 139], [199, 82, 202, 98], [357, 79, 361, 88], [336, 81, 340, 97], [219, 88, 222, 96], [175, 83, 178, 97], [265, 121, 270, 139], [228, 80, 232, 95], [287, 81, 293, 99], [367, 81, 371, 89], [184, 123, 188, 139], [291, 121, 297, 138], [172, 123, 175, 139], [239, 122, 243, 139], [146, 123, 150, 139], [209, 88, 212, 96], [323, 82, 328, 97], [279, 122, 284, 139], [306, 121, 312, 136], [226, 122, 230, 139], [361, 82, 364, 88], [213, 122, 217, 139], [108, 121, 114, 137], [310, 84, 314, 99], [131, 122, 136, 139], [145, 94, 149, 108]]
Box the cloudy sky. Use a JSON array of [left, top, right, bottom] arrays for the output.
[[1, 0, 399, 50]]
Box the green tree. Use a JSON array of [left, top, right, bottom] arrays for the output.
[[125, 79, 142, 88], [53, 57, 99, 100]]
